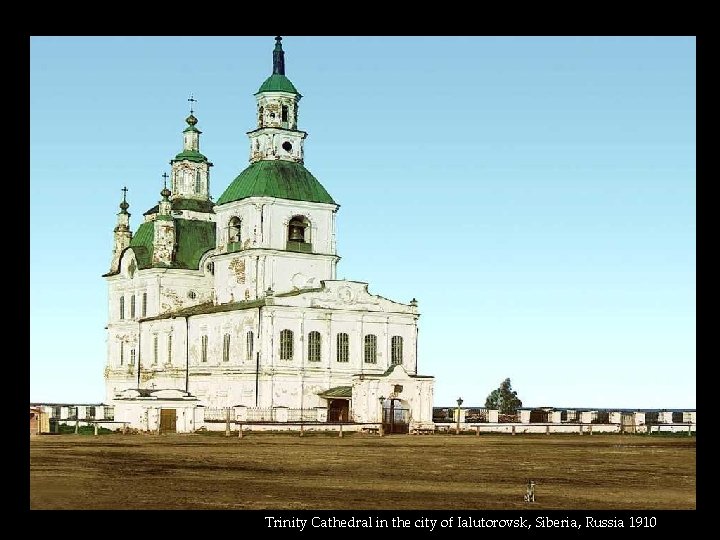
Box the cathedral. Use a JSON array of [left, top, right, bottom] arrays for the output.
[[103, 37, 434, 432]]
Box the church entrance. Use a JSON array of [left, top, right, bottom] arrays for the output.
[[160, 409, 177, 433], [382, 398, 409, 434], [327, 399, 349, 422]]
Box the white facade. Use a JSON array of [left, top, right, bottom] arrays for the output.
[[103, 37, 434, 432]]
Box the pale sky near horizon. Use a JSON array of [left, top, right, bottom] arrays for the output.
[[30, 36, 695, 409]]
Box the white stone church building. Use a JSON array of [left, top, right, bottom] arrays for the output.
[[103, 37, 434, 433]]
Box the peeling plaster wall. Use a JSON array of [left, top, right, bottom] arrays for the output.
[[211, 197, 338, 303], [127, 289, 421, 409], [214, 198, 336, 254]]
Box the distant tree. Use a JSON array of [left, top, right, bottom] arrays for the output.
[[485, 378, 523, 414]]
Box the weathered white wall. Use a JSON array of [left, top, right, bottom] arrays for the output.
[[214, 198, 337, 254]]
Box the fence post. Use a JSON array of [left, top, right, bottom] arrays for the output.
[[75, 418, 79, 434], [475, 425, 480, 437], [511, 425, 516, 436], [238, 423, 243, 438], [94, 422, 98, 436], [546, 424, 550, 435], [225, 408, 231, 437], [299, 423, 304, 437], [338, 412, 343, 438]]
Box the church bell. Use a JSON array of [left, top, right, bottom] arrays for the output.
[[289, 221, 305, 242]]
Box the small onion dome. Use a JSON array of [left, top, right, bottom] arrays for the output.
[[161, 186, 171, 199], [186, 113, 198, 126], [119, 200, 129, 211]]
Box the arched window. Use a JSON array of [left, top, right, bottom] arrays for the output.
[[308, 331, 321, 362], [280, 329, 294, 360], [119, 341, 124, 365], [258, 106, 264, 128], [391, 336, 403, 365], [130, 295, 136, 319], [228, 217, 241, 244], [281, 104, 289, 128], [195, 170, 202, 194], [167, 334, 172, 364], [119, 295, 125, 320], [364, 334, 377, 364], [246, 331, 254, 362], [336, 333, 349, 363], [130, 348, 136, 366], [201, 335, 208, 363], [223, 334, 231, 362], [142, 292, 147, 317]]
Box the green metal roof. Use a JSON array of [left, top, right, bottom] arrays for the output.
[[171, 150, 209, 163], [127, 219, 215, 271], [144, 198, 215, 216], [183, 125, 201, 133], [217, 160, 335, 205], [256, 74, 300, 95], [318, 386, 352, 399]]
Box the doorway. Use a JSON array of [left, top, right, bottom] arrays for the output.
[[160, 409, 177, 433], [382, 398, 409, 434], [327, 399, 349, 422]]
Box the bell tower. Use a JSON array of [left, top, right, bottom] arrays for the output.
[[170, 96, 213, 201], [248, 37, 307, 164], [211, 37, 339, 305]]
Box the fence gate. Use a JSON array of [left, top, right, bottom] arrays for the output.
[[620, 413, 635, 434], [383, 399, 409, 434], [160, 409, 177, 434]]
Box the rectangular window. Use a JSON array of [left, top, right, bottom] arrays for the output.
[[246, 331, 254, 362], [130, 348, 136, 366], [120, 341, 124, 365], [104, 406, 115, 421], [336, 333, 349, 363], [86, 406, 96, 419], [391, 336, 403, 365], [167, 334, 172, 363], [364, 334, 377, 364], [153, 335, 159, 364], [142, 292, 147, 317], [281, 105, 289, 123], [201, 335, 208, 363], [130, 295, 136, 319], [120, 296, 125, 320], [280, 329, 294, 360], [308, 331, 321, 362], [223, 334, 231, 362]]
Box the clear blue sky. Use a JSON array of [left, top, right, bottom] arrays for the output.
[[30, 36, 695, 409]]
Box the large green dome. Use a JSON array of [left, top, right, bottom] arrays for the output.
[[217, 160, 335, 205]]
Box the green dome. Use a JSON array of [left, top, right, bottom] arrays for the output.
[[256, 74, 300, 95], [217, 160, 335, 205]]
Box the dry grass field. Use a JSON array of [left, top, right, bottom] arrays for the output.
[[30, 433, 695, 510]]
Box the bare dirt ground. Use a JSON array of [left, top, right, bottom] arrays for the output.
[[30, 433, 695, 510]]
